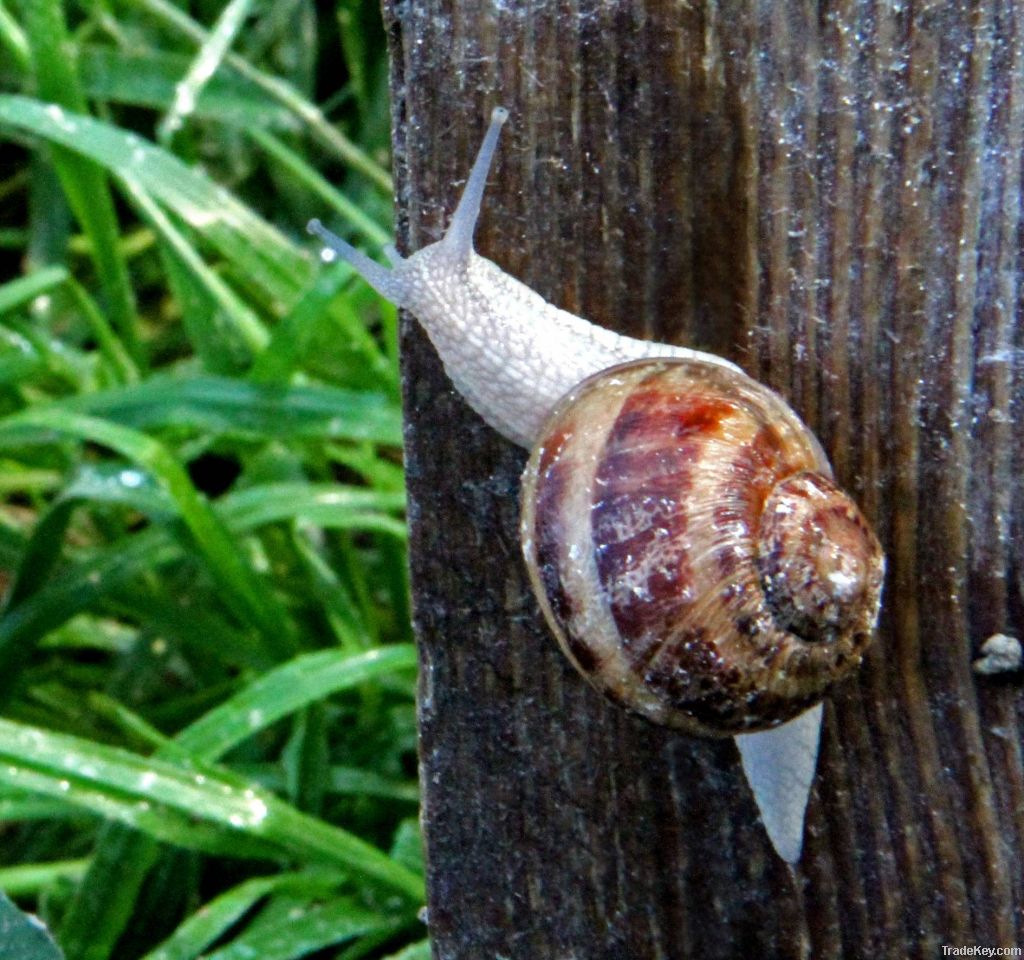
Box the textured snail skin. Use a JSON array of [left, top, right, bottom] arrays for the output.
[[310, 107, 886, 864], [521, 358, 883, 736]]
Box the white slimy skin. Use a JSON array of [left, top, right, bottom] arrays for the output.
[[310, 106, 823, 864]]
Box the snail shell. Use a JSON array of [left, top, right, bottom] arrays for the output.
[[520, 357, 884, 736]]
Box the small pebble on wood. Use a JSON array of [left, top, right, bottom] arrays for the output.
[[972, 634, 1022, 675]]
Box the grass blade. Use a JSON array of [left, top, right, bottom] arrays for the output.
[[0, 482, 406, 687], [0, 859, 88, 896], [59, 643, 415, 959], [123, 178, 269, 353], [0, 94, 310, 305], [177, 645, 417, 761], [380, 942, 432, 960], [78, 46, 297, 130], [157, 0, 258, 144], [0, 718, 425, 899], [247, 128, 388, 246], [0, 1, 29, 72], [137, 874, 332, 960], [249, 260, 396, 387], [0, 265, 67, 315], [0, 408, 295, 661], [21, 0, 141, 363], [57, 823, 160, 960], [126, 0, 393, 193], [55, 375, 402, 445], [203, 894, 400, 960]]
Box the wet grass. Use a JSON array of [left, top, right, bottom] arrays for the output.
[[0, 1, 428, 957]]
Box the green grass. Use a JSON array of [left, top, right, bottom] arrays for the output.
[[0, 1, 428, 957]]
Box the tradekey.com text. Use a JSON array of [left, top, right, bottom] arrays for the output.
[[941, 949, 1022, 957]]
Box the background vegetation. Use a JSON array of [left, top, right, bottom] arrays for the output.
[[0, 1, 427, 957]]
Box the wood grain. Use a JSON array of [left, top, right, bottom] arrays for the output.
[[383, 1, 1024, 956]]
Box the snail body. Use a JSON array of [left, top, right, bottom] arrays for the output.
[[310, 108, 884, 863]]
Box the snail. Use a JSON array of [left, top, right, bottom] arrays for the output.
[[308, 106, 885, 864]]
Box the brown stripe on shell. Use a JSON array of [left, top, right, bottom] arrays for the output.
[[592, 386, 733, 661]]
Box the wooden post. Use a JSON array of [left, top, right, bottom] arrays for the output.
[[383, 1, 1024, 956]]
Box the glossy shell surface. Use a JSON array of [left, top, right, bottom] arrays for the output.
[[520, 358, 884, 736]]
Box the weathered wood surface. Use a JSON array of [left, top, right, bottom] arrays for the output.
[[384, 1, 1024, 956]]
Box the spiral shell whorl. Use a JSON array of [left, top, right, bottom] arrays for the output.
[[520, 358, 884, 736]]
